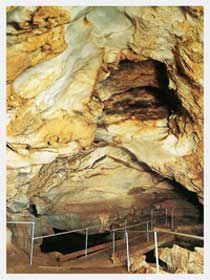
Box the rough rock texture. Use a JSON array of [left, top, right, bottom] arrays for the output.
[[159, 244, 204, 273], [7, 6, 203, 235], [7, 227, 29, 265], [130, 255, 167, 274]]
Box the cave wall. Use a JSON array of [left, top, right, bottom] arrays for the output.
[[6, 6, 203, 233]]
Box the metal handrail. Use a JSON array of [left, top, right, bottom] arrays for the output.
[[7, 221, 35, 225], [112, 220, 149, 232], [116, 229, 204, 241], [33, 225, 97, 240], [155, 229, 204, 241], [7, 206, 203, 267]]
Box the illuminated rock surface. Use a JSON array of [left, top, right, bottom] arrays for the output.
[[7, 6, 203, 236], [159, 244, 204, 273]]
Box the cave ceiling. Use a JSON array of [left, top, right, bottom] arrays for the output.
[[6, 6, 203, 233]]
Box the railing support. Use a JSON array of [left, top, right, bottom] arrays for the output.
[[85, 228, 88, 257], [124, 219, 127, 243], [112, 231, 115, 254], [171, 208, 175, 231], [150, 209, 153, 230], [124, 219, 127, 232], [165, 208, 168, 225], [125, 231, 130, 272], [154, 231, 160, 274], [146, 221, 149, 242], [29, 222, 35, 265], [8, 207, 200, 266]]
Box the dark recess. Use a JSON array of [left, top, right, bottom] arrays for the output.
[[40, 228, 111, 255], [29, 203, 40, 217], [172, 180, 203, 213], [155, 61, 183, 113]]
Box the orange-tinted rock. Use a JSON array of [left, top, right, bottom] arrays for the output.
[[7, 25, 67, 82], [6, 6, 203, 235]]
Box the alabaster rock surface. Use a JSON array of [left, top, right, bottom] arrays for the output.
[[7, 6, 203, 235]]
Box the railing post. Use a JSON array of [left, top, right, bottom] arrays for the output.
[[124, 219, 127, 243], [85, 227, 88, 257], [29, 222, 35, 265], [146, 221, 149, 242], [150, 209, 153, 230], [165, 208, 168, 225], [171, 208, 175, 231], [112, 231, 115, 254], [124, 219, 127, 231], [125, 231, 130, 272], [154, 231, 160, 274]]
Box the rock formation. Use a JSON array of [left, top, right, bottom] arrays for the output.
[[130, 255, 168, 274], [159, 244, 204, 273], [7, 6, 203, 237]]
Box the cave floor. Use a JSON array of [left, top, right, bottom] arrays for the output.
[[7, 224, 203, 274], [7, 232, 170, 274], [7, 248, 127, 274]]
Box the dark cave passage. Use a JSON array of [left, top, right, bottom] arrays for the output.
[[40, 229, 111, 255], [39, 174, 203, 256]]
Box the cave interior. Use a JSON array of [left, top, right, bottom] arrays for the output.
[[6, 6, 204, 274]]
